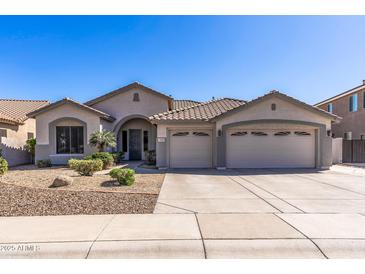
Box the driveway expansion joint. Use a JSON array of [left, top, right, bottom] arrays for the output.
[[85, 214, 116, 259], [194, 213, 207, 259], [236, 174, 306, 213], [156, 201, 196, 213], [227, 176, 284, 213], [274, 213, 329, 259]]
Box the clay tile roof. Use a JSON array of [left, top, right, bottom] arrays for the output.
[[0, 99, 49, 125], [150, 98, 246, 121], [172, 100, 201, 110]]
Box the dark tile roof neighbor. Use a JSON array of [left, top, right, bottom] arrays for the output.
[[0, 99, 49, 125], [150, 98, 246, 121], [172, 100, 201, 110]]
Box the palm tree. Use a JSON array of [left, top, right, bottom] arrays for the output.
[[89, 130, 116, 152]]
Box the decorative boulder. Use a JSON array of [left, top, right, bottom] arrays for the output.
[[50, 175, 73, 188]]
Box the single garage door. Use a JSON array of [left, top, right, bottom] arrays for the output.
[[226, 129, 315, 168], [169, 129, 212, 168]]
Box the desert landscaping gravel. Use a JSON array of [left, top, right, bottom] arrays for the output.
[[0, 165, 165, 216], [0, 165, 164, 194]]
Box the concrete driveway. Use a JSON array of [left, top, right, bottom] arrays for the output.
[[152, 168, 365, 258], [155, 168, 365, 214]]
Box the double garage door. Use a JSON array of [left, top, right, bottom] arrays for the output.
[[168, 127, 315, 168], [226, 128, 315, 168]]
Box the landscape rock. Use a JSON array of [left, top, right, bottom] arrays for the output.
[[50, 175, 73, 188]]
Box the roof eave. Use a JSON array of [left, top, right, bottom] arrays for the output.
[[27, 99, 116, 122], [315, 84, 365, 106], [85, 82, 172, 106]]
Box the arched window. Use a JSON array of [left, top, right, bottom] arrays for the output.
[[274, 131, 290, 136], [172, 132, 189, 137], [251, 131, 268, 136], [231, 131, 248, 136], [193, 132, 209, 136], [294, 131, 311, 136]]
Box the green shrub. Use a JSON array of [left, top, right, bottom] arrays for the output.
[[84, 152, 114, 169], [109, 168, 135, 186], [68, 159, 103, 176], [24, 138, 36, 163], [111, 151, 125, 164], [36, 159, 52, 168], [0, 157, 8, 176], [68, 159, 79, 169]]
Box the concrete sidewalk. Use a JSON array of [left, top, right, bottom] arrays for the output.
[[1, 213, 365, 259]]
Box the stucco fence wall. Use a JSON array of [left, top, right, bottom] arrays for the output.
[[332, 137, 343, 164]]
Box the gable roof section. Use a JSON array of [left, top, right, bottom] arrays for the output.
[[27, 98, 115, 122], [172, 100, 201, 110], [211, 90, 341, 122], [314, 82, 365, 107], [0, 99, 49, 125], [150, 98, 246, 122], [85, 82, 172, 106]]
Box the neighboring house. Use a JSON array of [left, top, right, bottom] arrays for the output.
[[28, 82, 340, 169], [0, 99, 49, 166], [315, 81, 365, 140]]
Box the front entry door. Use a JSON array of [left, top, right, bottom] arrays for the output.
[[129, 129, 142, 160]]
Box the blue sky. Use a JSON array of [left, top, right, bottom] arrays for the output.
[[0, 16, 365, 104]]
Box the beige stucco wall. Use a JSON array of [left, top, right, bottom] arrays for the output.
[[0, 118, 35, 166], [90, 87, 169, 129], [216, 97, 332, 135], [35, 103, 102, 145]]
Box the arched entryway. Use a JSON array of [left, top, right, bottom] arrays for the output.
[[114, 115, 156, 161]]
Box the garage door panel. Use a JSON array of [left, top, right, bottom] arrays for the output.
[[227, 129, 315, 168], [170, 130, 212, 168]]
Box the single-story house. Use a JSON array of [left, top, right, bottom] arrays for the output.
[[0, 99, 49, 166], [28, 82, 340, 169]]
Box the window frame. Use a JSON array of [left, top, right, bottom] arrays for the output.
[[349, 94, 358, 112], [27, 132, 34, 140], [56, 126, 84, 154], [327, 103, 333, 113], [0, 129, 7, 138]]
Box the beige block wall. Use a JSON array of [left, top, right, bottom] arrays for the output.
[[0, 119, 35, 166]]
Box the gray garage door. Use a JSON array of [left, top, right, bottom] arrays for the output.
[[169, 130, 212, 168], [226, 129, 315, 168]]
